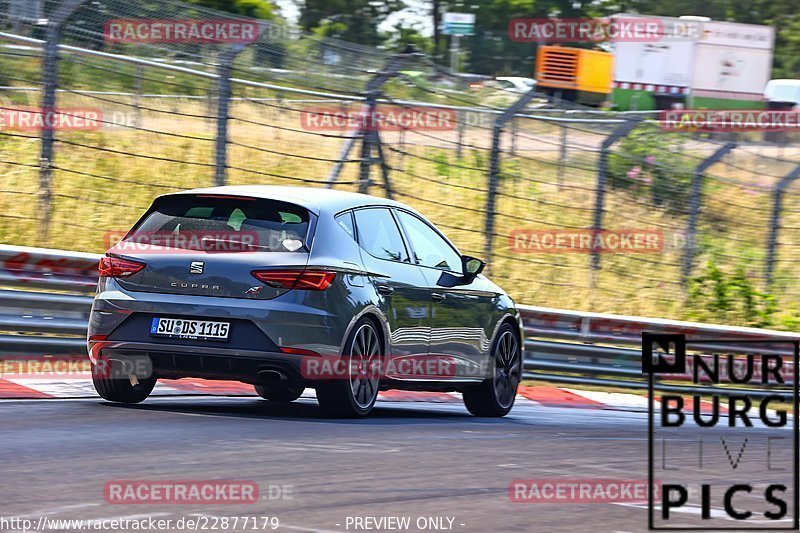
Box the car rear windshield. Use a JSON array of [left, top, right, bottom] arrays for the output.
[[125, 194, 312, 252]]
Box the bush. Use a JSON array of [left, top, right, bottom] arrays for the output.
[[607, 126, 694, 213], [686, 261, 776, 328]]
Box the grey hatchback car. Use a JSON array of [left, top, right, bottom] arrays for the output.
[[88, 186, 524, 417]]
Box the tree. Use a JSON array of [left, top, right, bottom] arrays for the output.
[[185, 0, 276, 19], [382, 22, 435, 54], [299, 0, 402, 47]]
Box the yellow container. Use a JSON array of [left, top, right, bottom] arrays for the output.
[[535, 46, 613, 95]]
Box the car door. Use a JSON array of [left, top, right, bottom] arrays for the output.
[[352, 207, 431, 365], [393, 209, 498, 379]]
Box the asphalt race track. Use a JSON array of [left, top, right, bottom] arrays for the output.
[[1, 393, 794, 533]]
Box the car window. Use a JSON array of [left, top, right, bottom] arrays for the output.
[[353, 208, 408, 262], [335, 211, 356, 240], [126, 195, 310, 252], [396, 211, 462, 273]]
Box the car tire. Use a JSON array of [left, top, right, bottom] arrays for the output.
[[463, 323, 521, 417], [316, 318, 382, 418], [254, 384, 304, 402], [91, 361, 156, 404]]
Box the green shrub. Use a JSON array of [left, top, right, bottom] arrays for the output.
[[607, 126, 694, 213], [686, 261, 776, 327]]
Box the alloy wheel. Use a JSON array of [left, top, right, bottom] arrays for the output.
[[348, 323, 381, 409], [493, 330, 520, 409]]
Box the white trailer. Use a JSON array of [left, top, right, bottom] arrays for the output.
[[612, 15, 775, 109]]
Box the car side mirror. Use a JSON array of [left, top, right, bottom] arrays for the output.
[[461, 255, 485, 280]]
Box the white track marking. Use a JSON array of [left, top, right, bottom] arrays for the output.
[[562, 388, 650, 410]]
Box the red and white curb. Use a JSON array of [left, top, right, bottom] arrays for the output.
[[0, 375, 711, 413]]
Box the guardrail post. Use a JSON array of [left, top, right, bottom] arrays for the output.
[[765, 165, 800, 288], [214, 42, 248, 187], [589, 118, 641, 277], [327, 52, 416, 192], [681, 142, 736, 285], [37, 0, 88, 243], [484, 88, 540, 271]]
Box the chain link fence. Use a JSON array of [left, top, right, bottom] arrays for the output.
[[1, 0, 800, 329]]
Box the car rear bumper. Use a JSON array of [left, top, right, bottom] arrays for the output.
[[89, 279, 349, 358], [89, 339, 311, 385]]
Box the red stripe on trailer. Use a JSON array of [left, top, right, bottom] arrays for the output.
[[614, 82, 690, 95]]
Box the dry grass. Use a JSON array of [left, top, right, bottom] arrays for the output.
[[0, 91, 797, 326]]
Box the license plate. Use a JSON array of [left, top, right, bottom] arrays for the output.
[[150, 317, 230, 341]]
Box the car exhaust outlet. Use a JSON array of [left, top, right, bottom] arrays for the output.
[[258, 369, 287, 382], [106, 357, 133, 374], [104, 357, 152, 380]]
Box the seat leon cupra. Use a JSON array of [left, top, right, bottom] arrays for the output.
[[87, 186, 524, 417]]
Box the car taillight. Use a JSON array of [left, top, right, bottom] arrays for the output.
[[279, 346, 322, 356], [252, 269, 336, 291], [99, 256, 145, 278]]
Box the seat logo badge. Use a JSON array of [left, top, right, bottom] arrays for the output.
[[245, 286, 262, 295], [189, 261, 204, 275]]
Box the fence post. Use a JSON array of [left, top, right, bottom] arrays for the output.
[[133, 64, 143, 129], [214, 43, 248, 187], [681, 142, 736, 285], [557, 124, 567, 191], [589, 118, 640, 276], [510, 117, 517, 157], [37, 0, 87, 243], [765, 166, 800, 288], [326, 52, 416, 191], [357, 90, 379, 194], [483, 88, 540, 271], [456, 109, 465, 160]]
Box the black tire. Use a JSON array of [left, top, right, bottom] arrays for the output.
[[316, 318, 382, 418], [91, 361, 156, 404], [254, 384, 304, 402], [463, 323, 521, 417]]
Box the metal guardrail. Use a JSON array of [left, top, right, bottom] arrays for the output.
[[0, 245, 797, 392]]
